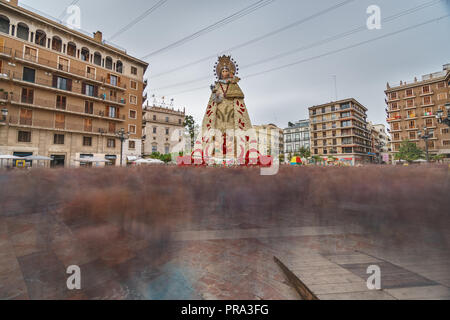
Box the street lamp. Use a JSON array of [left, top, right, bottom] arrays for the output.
[[115, 128, 131, 167], [436, 104, 450, 127], [1, 108, 8, 122], [418, 127, 432, 163]]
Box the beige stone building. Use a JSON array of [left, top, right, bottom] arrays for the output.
[[309, 98, 372, 166], [253, 123, 283, 157], [385, 64, 450, 159], [0, 0, 148, 167], [142, 103, 185, 156], [368, 122, 392, 164]]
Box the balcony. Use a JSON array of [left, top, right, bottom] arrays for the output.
[[0, 69, 126, 107], [387, 115, 402, 122], [423, 112, 434, 118], [8, 116, 116, 136], [0, 46, 12, 57], [12, 49, 127, 91], [5, 92, 125, 122]]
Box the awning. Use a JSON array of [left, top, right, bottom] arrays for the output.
[[24, 155, 53, 161]]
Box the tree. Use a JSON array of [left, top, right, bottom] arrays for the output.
[[279, 154, 285, 164], [183, 115, 196, 149], [394, 140, 424, 164], [432, 154, 445, 163], [298, 147, 311, 159]]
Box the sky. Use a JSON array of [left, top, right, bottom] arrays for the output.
[[20, 0, 450, 129]]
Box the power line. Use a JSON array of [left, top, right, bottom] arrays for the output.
[[150, 0, 357, 79], [141, 0, 275, 59], [150, 0, 443, 92], [108, 0, 169, 41], [160, 14, 450, 97]]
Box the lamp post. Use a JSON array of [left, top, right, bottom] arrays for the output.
[[418, 127, 431, 163], [436, 104, 450, 127], [115, 128, 130, 167]]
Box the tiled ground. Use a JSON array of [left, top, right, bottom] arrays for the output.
[[0, 206, 449, 300]]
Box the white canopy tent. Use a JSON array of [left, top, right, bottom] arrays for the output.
[[134, 158, 165, 165], [0, 155, 21, 168]]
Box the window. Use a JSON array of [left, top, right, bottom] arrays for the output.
[[129, 125, 136, 134], [84, 83, 96, 97], [406, 89, 413, 97], [21, 88, 34, 104], [58, 57, 69, 71], [443, 128, 449, 135], [84, 101, 93, 114], [390, 92, 397, 100], [166, 128, 169, 135], [93, 52, 102, 66], [129, 141, 136, 149], [56, 95, 66, 110], [107, 138, 116, 148], [18, 131, 31, 142], [54, 76, 72, 91], [84, 119, 92, 132], [54, 134, 65, 145], [408, 120, 416, 129], [423, 96, 432, 105], [67, 42, 76, 57], [425, 118, 433, 127], [165, 145, 170, 154], [409, 132, 416, 140], [81, 48, 89, 61], [165, 117, 169, 123], [108, 122, 116, 134], [108, 106, 117, 118], [86, 66, 96, 79], [406, 99, 414, 108], [437, 81, 445, 89], [83, 136, 92, 146], [153, 127, 157, 134], [34, 30, 47, 47], [55, 113, 65, 129], [0, 15, 10, 34], [341, 120, 351, 127], [422, 85, 430, 94], [23, 67, 35, 83], [437, 93, 447, 101], [130, 95, 137, 105], [129, 110, 137, 119], [109, 74, 118, 86], [130, 80, 137, 90], [17, 23, 29, 41], [152, 145, 158, 153], [131, 66, 137, 75], [116, 61, 123, 73], [52, 37, 62, 52], [105, 57, 113, 70], [153, 115, 157, 121]]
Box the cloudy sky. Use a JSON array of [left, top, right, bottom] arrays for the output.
[[21, 0, 450, 128]]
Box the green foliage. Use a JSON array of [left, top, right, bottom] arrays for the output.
[[183, 115, 196, 149], [298, 147, 311, 159], [279, 154, 285, 163], [432, 154, 445, 163], [394, 140, 424, 163], [148, 152, 172, 163]]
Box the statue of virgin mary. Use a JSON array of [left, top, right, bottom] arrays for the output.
[[192, 56, 258, 165]]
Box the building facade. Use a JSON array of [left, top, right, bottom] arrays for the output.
[[0, 0, 148, 167], [142, 103, 185, 156], [283, 120, 310, 160], [309, 98, 372, 166], [385, 64, 450, 159], [254, 123, 283, 157], [368, 122, 392, 164]]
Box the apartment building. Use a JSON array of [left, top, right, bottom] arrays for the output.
[[368, 122, 392, 164], [385, 64, 450, 158], [142, 103, 185, 156], [0, 0, 148, 167], [283, 120, 310, 160], [309, 98, 372, 166], [254, 123, 283, 157]]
